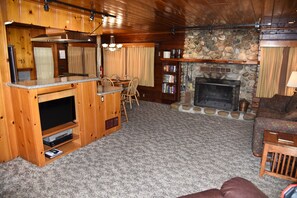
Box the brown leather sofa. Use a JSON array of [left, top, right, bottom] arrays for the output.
[[252, 94, 297, 156], [178, 177, 268, 198]]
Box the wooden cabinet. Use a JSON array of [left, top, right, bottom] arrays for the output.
[[161, 59, 181, 104], [76, 81, 101, 146], [10, 81, 100, 166], [97, 92, 121, 136]]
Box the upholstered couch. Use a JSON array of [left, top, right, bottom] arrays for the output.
[[252, 94, 297, 156], [178, 177, 267, 198]]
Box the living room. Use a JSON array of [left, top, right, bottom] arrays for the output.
[[1, 0, 297, 197]]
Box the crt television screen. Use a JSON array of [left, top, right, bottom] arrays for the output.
[[39, 96, 76, 131]]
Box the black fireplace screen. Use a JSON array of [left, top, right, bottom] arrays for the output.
[[194, 77, 241, 111]]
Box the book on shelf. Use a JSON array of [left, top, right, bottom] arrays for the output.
[[45, 148, 63, 159]]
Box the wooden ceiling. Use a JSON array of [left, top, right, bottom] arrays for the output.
[[33, 0, 297, 34]]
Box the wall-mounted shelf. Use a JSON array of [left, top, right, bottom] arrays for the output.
[[160, 58, 259, 65]]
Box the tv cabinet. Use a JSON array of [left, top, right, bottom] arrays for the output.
[[9, 77, 100, 166]]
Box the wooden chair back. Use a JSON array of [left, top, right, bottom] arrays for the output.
[[101, 77, 114, 86], [127, 77, 139, 96]]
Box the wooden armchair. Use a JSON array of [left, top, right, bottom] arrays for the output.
[[122, 77, 140, 109]]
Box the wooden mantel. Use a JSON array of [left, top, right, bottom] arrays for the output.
[[160, 58, 259, 65]]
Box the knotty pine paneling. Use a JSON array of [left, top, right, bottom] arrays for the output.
[[0, 1, 18, 163]]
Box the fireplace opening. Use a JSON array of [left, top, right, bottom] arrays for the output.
[[194, 77, 240, 111]]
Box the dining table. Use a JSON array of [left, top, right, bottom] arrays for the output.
[[112, 79, 130, 88]]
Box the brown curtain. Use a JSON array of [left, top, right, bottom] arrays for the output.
[[285, 47, 297, 96], [68, 46, 83, 74], [256, 47, 284, 97], [103, 48, 126, 77], [257, 47, 297, 97], [84, 47, 97, 76], [33, 47, 54, 79], [126, 47, 154, 87]]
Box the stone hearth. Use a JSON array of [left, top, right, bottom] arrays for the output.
[[171, 102, 256, 121]]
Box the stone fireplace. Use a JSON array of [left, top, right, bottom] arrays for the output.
[[179, 29, 260, 111], [194, 77, 240, 111]]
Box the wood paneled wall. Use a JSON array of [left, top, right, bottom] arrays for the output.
[[101, 32, 185, 103], [4, 0, 102, 35], [0, 1, 18, 162]]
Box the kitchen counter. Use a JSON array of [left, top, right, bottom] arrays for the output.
[[97, 85, 123, 96], [7, 76, 100, 89]]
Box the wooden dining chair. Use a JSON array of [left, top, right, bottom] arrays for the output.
[[122, 77, 140, 109], [101, 77, 114, 86], [110, 74, 120, 80]]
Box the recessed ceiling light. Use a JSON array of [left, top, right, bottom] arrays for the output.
[[267, 22, 271, 26]]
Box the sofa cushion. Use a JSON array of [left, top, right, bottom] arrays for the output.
[[178, 189, 224, 198], [286, 94, 297, 112], [284, 110, 297, 121], [221, 177, 268, 198], [260, 94, 290, 112], [257, 108, 287, 119]]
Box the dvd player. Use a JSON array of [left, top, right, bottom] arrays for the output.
[[43, 129, 73, 147]]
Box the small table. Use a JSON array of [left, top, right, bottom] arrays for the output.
[[260, 130, 297, 181]]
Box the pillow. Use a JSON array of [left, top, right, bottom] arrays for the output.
[[284, 110, 297, 121], [221, 177, 268, 198]]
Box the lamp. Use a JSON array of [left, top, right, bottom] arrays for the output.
[[287, 71, 297, 93], [102, 35, 122, 51]]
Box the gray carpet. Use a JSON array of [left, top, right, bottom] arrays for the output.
[[0, 101, 291, 198]]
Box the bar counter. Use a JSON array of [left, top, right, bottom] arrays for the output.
[[7, 76, 100, 89]]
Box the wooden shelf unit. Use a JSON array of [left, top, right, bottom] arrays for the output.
[[44, 142, 80, 165], [42, 121, 78, 138], [161, 60, 181, 103], [10, 80, 100, 166]]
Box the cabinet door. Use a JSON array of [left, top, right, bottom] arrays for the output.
[[99, 92, 121, 135], [77, 81, 99, 146]]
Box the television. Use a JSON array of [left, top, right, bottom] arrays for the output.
[[38, 96, 76, 131]]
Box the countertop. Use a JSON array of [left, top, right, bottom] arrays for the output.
[[8, 76, 100, 89], [97, 85, 123, 96]]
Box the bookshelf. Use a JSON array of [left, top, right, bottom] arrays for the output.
[[161, 60, 181, 103]]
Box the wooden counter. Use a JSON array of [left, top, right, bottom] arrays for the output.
[[8, 78, 121, 166]]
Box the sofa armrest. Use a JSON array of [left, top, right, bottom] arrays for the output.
[[258, 94, 291, 112], [221, 177, 268, 198], [178, 189, 224, 198], [252, 117, 297, 156]]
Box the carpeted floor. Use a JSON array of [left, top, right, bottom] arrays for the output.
[[0, 101, 291, 198]]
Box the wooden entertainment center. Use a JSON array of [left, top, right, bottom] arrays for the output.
[[9, 77, 121, 166]]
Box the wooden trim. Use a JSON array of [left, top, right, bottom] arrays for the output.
[[36, 84, 76, 95], [160, 58, 259, 65], [38, 89, 75, 103], [122, 43, 156, 47], [260, 40, 297, 47], [68, 43, 97, 47]]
